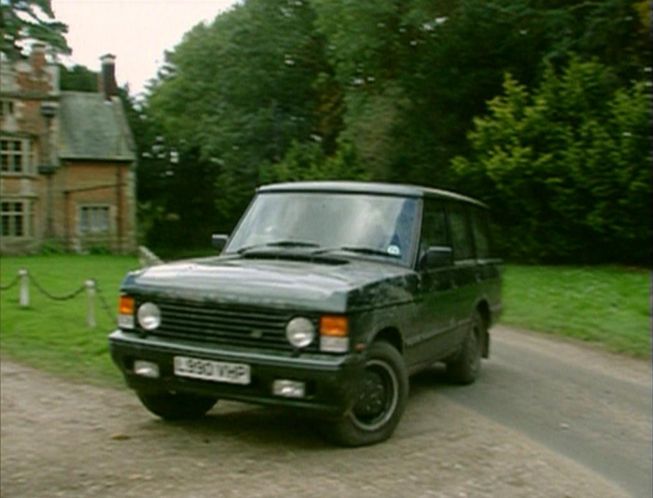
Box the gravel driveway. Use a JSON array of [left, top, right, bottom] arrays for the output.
[[1, 325, 650, 497]]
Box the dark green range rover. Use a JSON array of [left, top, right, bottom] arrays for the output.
[[109, 181, 501, 446]]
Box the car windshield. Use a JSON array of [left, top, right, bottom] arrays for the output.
[[225, 192, 419, 265]]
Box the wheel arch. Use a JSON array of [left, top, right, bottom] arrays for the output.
[[371, 327, 404, 354]]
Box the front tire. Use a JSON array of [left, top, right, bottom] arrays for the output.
[[322, 341, 408, 447], [137, 391, 217, 420], [446, 311, 483, 385]]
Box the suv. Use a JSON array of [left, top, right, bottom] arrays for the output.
[[109, 182, 501, 446]]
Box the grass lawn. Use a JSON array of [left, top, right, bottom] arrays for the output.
[[1, 256, 650, 386], [0, 255, 139, 385], [501, 265, 650, 358]]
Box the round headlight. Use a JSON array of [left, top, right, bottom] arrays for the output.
[[137, 302, 161, 331], [286, 317, 315, 348]]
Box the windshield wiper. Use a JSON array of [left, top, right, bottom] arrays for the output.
[[313, 246, 400, 258], [237, 240, 320, 254]]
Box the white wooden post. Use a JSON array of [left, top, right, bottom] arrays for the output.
[[85, 280, 96, 328], [19, 269, 29, 308]]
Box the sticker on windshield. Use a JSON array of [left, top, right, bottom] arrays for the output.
[[387, 245, 401, 257]]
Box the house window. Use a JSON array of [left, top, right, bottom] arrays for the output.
[[79, 205, 110, 234], [1, 138, 32, 174], [0, 100, 15, 117], [1, 201, 31, 237]]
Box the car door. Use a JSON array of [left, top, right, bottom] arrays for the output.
[[408, 199, 458, 366], [469, 206, 502, 318], [447, 202, 478, 347]]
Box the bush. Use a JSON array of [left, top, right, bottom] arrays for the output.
[[261, 140, 370, 183], [452, 59, 651, 264]]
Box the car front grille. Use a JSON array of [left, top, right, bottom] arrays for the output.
[[138, 298, 318, 352]]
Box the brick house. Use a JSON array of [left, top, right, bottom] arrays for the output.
[[0, 44, 137, 254]]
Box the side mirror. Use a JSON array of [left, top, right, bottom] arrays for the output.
[[211, 234, 229, 251], [420, 246, 453, 269]]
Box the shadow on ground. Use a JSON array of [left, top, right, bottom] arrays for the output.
[[132, 362, 466, 449]]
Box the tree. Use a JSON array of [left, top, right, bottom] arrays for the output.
[[451, 59, 650, 264], [1, 0, 70, 58], [310, 0, 650, 186], [141, 0, 650, 258], [261, 140, 368, 183], [59, 64, 97, 92], [148, 0, 334, 231]]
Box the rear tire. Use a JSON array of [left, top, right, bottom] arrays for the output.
[[446, 311, 483, 385], [320, 341, 408, 447], [137, 392, 217, 420]]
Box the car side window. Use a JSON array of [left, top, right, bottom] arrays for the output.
[[447, 203, 474, 261], [470, 208, 491, 259], [419, 200, 448, 257]]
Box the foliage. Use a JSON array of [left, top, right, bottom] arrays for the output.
[[59, 63, 97, 92], [310, 0, 650, 183], [142, 0, 336, 237], [0, 0, 70, 58], [501, 265, 650, 357], [451, 59, 650, 264], [133, 0, 650, 261], [261, 140, 368, 183]]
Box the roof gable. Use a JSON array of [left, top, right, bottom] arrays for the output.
[[58, 92, 135, 162]]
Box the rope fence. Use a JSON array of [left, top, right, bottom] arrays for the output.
[[0, 269, 117, 328], [28, 272, 87, 301], [0, 274, 20, 291]]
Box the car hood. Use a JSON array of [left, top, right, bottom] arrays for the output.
[[121, 255, 415, 312]]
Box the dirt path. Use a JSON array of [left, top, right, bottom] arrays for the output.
[[1, 326, 649, 497]]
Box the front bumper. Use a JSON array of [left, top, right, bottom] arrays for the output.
[[109, 330, 365, 417]]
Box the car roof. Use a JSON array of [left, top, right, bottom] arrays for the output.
[[257, 181, 487, 208]]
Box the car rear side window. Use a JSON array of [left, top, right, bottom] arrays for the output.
[[420, 200, 448, 254], [448, 203, 474, 261], [471, 208, 491, 259]]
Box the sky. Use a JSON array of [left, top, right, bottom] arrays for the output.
[[51, 0, 238, 96]]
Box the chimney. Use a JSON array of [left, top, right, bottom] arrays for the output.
[[99, 54, 119, 100], [30, 43, 47, 72]]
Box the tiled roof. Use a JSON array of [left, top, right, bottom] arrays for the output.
[[58, 92, 135, 161]]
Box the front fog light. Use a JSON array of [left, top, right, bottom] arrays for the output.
[[286, 317, 315, 348], [320, 336, 349, 353], [134, 360, 160, 378], [273, 379, 305, 398], [137, 302, 161, 331]]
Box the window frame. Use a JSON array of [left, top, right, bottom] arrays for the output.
[[0, 99, 15, 118], [418, 198, 450, 254], [78, 204, 112, 236], [1, 137, 34, 176], [0, 200, 33, 238]]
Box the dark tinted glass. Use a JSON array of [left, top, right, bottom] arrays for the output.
[[448, 203, 474, 261], [420, 200, 448, 253], [471, 208, 491, 259]]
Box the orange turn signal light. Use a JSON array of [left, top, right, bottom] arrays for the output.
[[320, 315, 348, 337], [119, 295, 135, 315]]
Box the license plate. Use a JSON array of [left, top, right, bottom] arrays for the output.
[[174, 356, 250, 385]]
